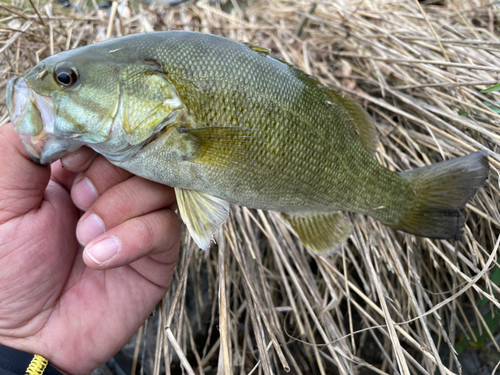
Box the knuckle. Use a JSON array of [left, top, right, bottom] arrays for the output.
[[133, 216, 159, 249], [87, 156, 130, 190], [133, 210, 180, 251], [158, 210, 182, 249], [97, 183, 139, 220], [164, 210, 182, 237], [111, 184, 139, 213]]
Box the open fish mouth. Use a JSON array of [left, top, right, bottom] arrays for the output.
[[6, 77, 81, 164]]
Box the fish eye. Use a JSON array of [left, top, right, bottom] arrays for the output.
[[54, 66, 78, 88]]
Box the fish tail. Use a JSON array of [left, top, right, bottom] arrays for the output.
[[393, 151, 489, 240]]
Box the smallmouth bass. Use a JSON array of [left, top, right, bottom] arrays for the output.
[[6, 31, 489, 253]]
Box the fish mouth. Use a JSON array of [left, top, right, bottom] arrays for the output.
[[6, 77, 81, 165]]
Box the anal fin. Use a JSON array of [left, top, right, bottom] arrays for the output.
[[175, 188, 230, 250], [283, 212, 352, 255]]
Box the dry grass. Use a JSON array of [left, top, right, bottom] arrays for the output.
[[1, 0, 500, 374]]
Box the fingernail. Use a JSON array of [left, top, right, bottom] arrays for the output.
[[72, 177, 98, 209], [85, 236, 121, 265], [61, 149, 94, 170], [77, 213, 105, 245]]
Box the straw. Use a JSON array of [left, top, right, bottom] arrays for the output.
[[1, 0, 499, 373]]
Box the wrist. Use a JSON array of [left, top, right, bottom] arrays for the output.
[[0, 344, 64, 375]]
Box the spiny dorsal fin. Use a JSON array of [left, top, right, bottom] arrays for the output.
[[322, 88, 378, 155], [175, 188, 230, 250], [269, 54, 293, 66], [242, 42, 272, 57], [243, 42, 293, 65], [282, 211, 352, 255]]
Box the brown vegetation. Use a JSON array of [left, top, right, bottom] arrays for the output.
[[1, 0, 499, 373]]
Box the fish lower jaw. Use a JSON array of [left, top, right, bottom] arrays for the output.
[[8, 77, 55, 135], [19, 134, 42, 159]]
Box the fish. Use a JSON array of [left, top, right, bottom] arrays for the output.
[[6, 31, 490, 254]]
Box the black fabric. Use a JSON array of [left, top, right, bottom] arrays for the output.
[[0, 345, 63, 375]]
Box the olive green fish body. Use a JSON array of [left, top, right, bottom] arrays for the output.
[[6, 31, 489, 253], [107, 33, 409, 221]]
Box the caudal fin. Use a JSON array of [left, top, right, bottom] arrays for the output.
[[394, 151, 489, 240]]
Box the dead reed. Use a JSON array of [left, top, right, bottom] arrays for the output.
[[1, 0, 499, 373]]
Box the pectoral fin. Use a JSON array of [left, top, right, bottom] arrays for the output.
[[177, 126, 255, 167], [283, 211, 352, 255], [175, 188, 230, 250]]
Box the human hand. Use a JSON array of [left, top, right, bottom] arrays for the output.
[[0, 124, 181, 374]]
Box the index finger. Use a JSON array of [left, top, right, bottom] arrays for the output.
[[60, 146, 98, 172], [48, 147, 100, 192]]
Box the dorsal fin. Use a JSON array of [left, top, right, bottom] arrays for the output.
[[322, 87, 378, 154], [244, 41, 293, 65], [242, 40, 377, 154], [242, 42, 271, 57], [269, 54, 293, 66]]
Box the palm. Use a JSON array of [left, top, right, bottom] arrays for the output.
[[0, 125, 179, 374]]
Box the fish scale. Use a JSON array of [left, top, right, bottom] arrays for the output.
[[6, 31, 489, 253]]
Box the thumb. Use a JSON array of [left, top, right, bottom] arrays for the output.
[[0, 123, 51, 222]]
